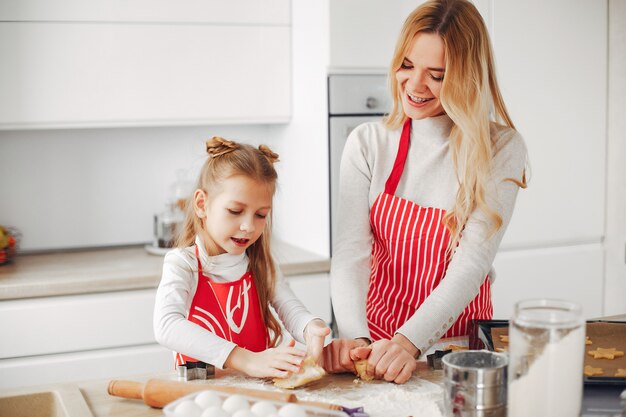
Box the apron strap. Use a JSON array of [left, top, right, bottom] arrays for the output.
[[384, 118, 412, 195]]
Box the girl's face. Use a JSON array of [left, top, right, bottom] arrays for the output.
[[396, 32, 446, 120], [194, 175, 272, 256]]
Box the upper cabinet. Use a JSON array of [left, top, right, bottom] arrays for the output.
[[0, 0, 291, 129], [327, 0, 491, 72], [328, 0, 416, 72], [0, 0, 290, 24], [492, 0, 607, 249]]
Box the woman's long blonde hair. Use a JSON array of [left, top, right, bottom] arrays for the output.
[[386, 0, 526, 254], [177, 136, 283, 347]]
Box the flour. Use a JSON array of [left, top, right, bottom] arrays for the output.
[[507, 324, 585, 417], [207, 372, 445, 417]]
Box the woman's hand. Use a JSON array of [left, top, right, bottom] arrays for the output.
[[303, 319, 331, 363], [361, 334, 419, 384], [224, 339, 306, 379], [322, 338, 370, 374]]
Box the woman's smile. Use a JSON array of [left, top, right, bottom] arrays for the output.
[[406, 90, 435, 106]]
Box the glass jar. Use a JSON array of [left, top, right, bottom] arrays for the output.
[[507, 299, 585, 417], [154, 203, 185, 249]]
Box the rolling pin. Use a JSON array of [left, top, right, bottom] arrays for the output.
[[108, 379, 296, 408], [107, 378, 344, 411]]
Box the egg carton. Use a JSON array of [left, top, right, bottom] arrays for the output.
[[163, 390, 348, 417]]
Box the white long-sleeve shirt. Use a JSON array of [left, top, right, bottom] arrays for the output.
[[153, 236, 317, 369], [330, 115, 527, 355]]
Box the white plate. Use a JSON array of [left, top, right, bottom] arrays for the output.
[[144, 244, 170, 256]]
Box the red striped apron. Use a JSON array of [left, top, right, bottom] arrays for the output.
[[365, 118, 492, 341], [176, 246, 269, 365]]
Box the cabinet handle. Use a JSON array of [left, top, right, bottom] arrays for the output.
[[365, 97, 378, 109]]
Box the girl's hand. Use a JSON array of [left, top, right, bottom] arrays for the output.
[[363, 336, 418, 384], [322, 338, 369, 374], [224, 339, 306, 379], [303, 319, 331, 363]]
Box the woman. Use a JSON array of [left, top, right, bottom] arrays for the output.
[[324, 0, 527, 384]]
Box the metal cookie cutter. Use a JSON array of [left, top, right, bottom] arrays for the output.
[[177, 361, 215, 381], [426, 349, 453, 370]]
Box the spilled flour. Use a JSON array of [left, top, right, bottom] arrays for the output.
[[206, 371, 444, 417]]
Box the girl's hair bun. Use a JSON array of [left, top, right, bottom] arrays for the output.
[[258, 144, 280, 164], [206, 136, 238, 158]]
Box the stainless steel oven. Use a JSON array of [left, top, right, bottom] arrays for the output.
[[328, 74, 391, 254]]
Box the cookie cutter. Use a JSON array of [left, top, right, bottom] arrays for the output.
[[177, 361, 215, 381], [426, 349, 452, 370]]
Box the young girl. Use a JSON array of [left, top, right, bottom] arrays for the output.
[[154, 136, 329, 379]]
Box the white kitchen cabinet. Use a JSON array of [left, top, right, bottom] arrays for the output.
[[0, 1, 291, 129], [492, 0, 607, 249], [491, 244, 604, 320], [0, 289, 172, 389], [328, 0, 491, 72], [328, 1, 417, 72], [0, 289, 157, 358], [0, 345, 172, 390], [604, 1, 626, 316], [0, 0, 290, 25], [487, 0, 608, 316]]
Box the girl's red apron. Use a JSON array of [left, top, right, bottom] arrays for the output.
[[176, 246, 269, 365], [365, 118, 492, 341]]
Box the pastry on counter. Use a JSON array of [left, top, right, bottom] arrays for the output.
[[273, 357, 325, 389], [354, 359, 374, 381]]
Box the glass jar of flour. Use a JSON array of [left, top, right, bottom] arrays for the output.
[[507, 299, 585, 417]]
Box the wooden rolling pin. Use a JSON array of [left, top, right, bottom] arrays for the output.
[[107, 379, 342, 411]]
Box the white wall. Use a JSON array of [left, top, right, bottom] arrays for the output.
[[0, 124, 274, 251]]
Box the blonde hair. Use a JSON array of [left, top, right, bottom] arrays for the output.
[[385, 0, 526, 254], [177, 136, 283, 346]]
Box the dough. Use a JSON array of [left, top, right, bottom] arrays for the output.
[[354, 359, 374, 381], [273, 357, 325, 389]]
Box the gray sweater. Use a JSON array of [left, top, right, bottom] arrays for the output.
[[330, 114, 527, 355]]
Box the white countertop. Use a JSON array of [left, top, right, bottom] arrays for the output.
[[0, 241, 330, 301]]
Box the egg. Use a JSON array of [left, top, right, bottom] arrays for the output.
[[175, 399, 203, 417], [195, 391, 222, 409], [277, 404, 307, 417], [231, 410, 256, 417], [222, 394, 250, 414], [250, 401, 278, 417], [200, 406, 230, 417]]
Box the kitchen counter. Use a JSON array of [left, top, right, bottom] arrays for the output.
[[0, 241, 330, 301], [41, 364, 446, 417]]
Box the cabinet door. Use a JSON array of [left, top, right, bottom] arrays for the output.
[[0, 289, 158, 359], [0, 344, 172, 389], [492, 0, 607, 248], [0, 0, 290, 25], [328, 0, 491, 71], [491, 244, 604, 320], [0, 23, 290, 128], [329, 1, 421, 71]]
